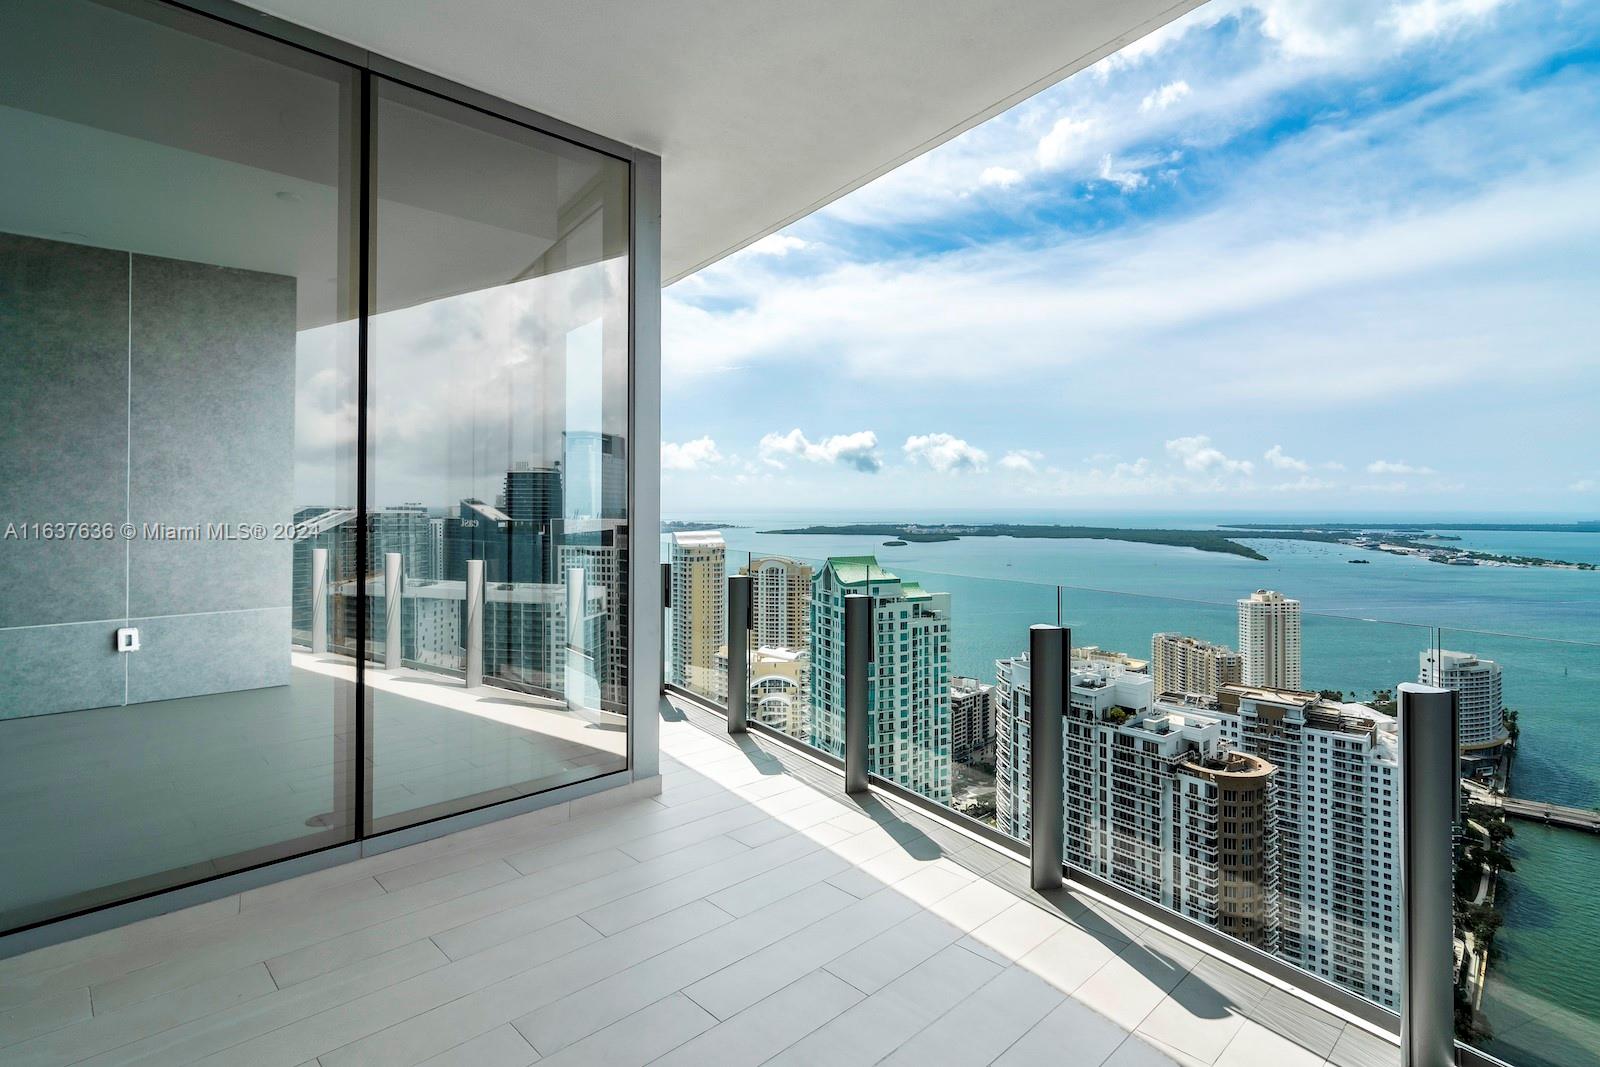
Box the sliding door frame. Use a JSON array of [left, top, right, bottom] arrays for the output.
[[0, 0, 661, 956]]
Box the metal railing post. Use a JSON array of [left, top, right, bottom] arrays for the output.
[[844, 593, 872, 794], [1029, 624, 1068, 891], [1399, 682, 1459, 1067], [661, 562, 672, 683], [384, 552, 403, 670], [727, 573, 752, 733], [310, 547, 328, 654], [465, 558, 484, 689]]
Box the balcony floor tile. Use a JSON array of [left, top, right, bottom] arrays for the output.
[[0, 694, 1393, 1067]]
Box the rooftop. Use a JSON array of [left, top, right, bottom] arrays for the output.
[[826, 555, 897, 587], [671, 530, 727, 549]]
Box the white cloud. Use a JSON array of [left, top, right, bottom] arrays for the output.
[[1097, 155, 1149, 191], [1166, 435, 1255, 475], [1570, 479, 1596, 493], [760, 428, 882, 473], [1140, 80, 1192, 112], [746, 233, 809, 256], [903, 433, 989, 475], [1366, 459, 1437, 475], [1264, 444, 1310, 471], [1037, 117, 1097, 168], [1389, 0, 1508, 43], [978, 166, 1024, 189], [665, 154, 1600, 411], [661, 436, 724, 471], [1000, 449, 1045, 473]]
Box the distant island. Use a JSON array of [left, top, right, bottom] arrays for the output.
[[661, 520, 744, 532], [1221, 522, 1596, 569], [1225, 521, 1600, 534], [760, 523, 1281, 559], [757, 522, 1597, 569]]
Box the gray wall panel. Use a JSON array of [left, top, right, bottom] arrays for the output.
[[126, 607, 291, 704], [128, 253, 295, 619], [0, 233, 129, 630], [0, 620, 123, 719]]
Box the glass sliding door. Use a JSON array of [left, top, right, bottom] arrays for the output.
[[366, 77, 631, 833], [0, 0, 358, 931]]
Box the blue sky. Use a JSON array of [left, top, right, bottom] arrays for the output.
[[660, 0, 1600, 518]]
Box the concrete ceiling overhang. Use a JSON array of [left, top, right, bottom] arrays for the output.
[[241, 0, 1207, 284]]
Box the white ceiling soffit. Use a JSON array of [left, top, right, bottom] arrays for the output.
[[243, 0, 1207, 284]]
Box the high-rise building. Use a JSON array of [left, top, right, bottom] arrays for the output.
[[503, 463, 563, 582], [743, 556, 813, 648], [502, 463, 564, 525], [714, 644, 810, 737], [1072, 646, 1150, 674], [1152, 632, 1243, 696], [950, 676, 996, 765], [1070, 703, 1279, 947], [1203, 685, 1401, 1009], [809, 556, 952, 803], [995, 655, 1155, 841], [368, 504, 432, 579], [563, 431, 627, 521], [995, 653, 1277, 947], [427, 517, 446, 580], [560, 528, 628, 711], [1237, 590, 1302, 689], [443, 499, 518, 583], [669, 530, 725, 693], [1420, 649, 1509, 754]]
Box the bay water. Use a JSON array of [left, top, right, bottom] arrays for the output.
[[686, 512, 1600, 1065]]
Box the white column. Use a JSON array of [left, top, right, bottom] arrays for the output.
[[565, 565, 589, 710], [384, 551, 403, 671], [310, 547, 328, 654], [465, 558, 484, 689]]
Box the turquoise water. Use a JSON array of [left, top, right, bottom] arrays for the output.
[[691, 515, 1600, 1064], [1480, 825, 1600, 1067]]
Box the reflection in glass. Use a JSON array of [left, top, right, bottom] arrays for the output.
[[366, 78, 630, 832], [0, 0, 356, 931]]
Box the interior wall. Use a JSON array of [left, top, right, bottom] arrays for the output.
[[0, 231, 295, 719]]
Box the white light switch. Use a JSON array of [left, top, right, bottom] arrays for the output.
[[116, 627, 140, 652]]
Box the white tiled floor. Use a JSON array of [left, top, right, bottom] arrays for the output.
[[0, 697, 1399, 1067]]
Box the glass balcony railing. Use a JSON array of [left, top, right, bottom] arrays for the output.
[[661, 538, 1600, 1066]]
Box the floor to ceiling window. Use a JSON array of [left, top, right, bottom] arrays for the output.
[[0, 0, 633, 935], [364, 78, 631, 833]]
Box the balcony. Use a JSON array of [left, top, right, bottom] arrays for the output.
[[0, 694, 1386, 1067]]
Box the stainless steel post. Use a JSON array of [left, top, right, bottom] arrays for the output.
[[844, 593, 872, 794], [310, 547, 328, 654], [661, 562, 672, 684], [1029, 624, 1068, 891], [384, 552, 403, 670], [727, 574, 752, 733], [465, 558, 484, 689], [1399, 682, 1459, 1067]]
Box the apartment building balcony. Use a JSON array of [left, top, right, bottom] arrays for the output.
[[0, 0, 1513, 1065], [0, 695, 1391, 1067]]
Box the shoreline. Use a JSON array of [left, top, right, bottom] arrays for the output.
[[750, 521, 1596, 569]]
